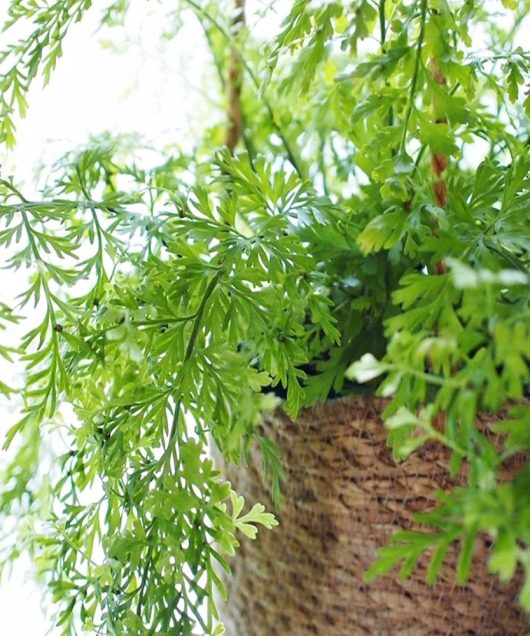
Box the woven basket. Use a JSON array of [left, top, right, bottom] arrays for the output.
[[218, 396, 527, 635]]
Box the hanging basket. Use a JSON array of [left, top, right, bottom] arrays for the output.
[[218, 395, 527, 635]]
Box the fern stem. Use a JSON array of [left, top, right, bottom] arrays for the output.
[[399, 0, 428, 155], [379, 0, 387, 48]]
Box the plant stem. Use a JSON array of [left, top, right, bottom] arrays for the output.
[[379, 0, 394, 128], [166, 267, 224, 451], [399, 0, 428, 155], [379, 0, 387, 49]]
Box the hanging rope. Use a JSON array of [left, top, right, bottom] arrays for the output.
[[225, 0, 245, 154], [430, 58, 449, 275]]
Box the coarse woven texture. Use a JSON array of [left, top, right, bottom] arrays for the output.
[[218, 395, 528, 635]]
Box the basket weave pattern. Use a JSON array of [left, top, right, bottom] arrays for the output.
[[219, 396, 527, 635]]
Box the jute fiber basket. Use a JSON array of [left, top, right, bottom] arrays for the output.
[[219, 396, 527, 635]]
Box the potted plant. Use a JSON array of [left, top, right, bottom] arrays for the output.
[[0, 0, 529, 633]]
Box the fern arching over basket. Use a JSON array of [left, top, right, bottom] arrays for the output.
[[0, 0, 529, 633]]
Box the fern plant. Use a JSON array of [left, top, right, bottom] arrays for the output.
[[0, 0, 529, 633]]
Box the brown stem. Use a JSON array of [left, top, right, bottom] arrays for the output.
[[430, 58, 448, 275], [225, 0, 245, 154], [430, 58, 448, 209]]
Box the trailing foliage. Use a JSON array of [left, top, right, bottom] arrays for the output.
[[0, 0, 529, 633]]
